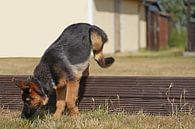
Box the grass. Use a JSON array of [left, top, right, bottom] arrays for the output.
[[169, 28, 187, 50], [0, 108, 195, 129], [90, 56, 195, 76], [0, 49, 195, 129]]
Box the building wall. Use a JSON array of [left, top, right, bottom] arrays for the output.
[[139, 4, 147, 49], [0, 0, 147, 57], [93, 0, 146, 53], [0, 0, 88, 57], [92, 0, 115, 53], [120, 0, 139, 52]]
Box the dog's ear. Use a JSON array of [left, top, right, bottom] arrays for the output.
[[90, 25, 108, 51], [90, 25, 108, 43], [15, 80, 29, 90], [90, 25, 115, 68]]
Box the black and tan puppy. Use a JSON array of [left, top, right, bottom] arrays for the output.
[[15, 23, 114, 119]]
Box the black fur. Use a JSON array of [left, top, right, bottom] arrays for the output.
[[17, 23, 114, 119], [33, 23, 108, 95]]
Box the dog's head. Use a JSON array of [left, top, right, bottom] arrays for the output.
[[15, 77, 48, 118], [90, 25, 115, 68]]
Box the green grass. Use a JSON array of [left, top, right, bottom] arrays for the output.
[[0, 108, 195, 129], [169, 28, 187, 50]]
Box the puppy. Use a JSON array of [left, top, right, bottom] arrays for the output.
[[15, 23, 114, 118]]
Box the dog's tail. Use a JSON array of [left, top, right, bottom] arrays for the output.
[[89, 25, 114, 68]]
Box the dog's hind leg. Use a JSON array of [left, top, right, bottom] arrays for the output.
[[65, 75, 81, 116]]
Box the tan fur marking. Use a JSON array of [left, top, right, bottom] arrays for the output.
[[54, 86, 66, 118], [42, 96, 49, 105], [65, 75, 81, 116], [29, 82, 44, 107], [91, 31, 103, 51], [94, 51, 104, 62], [90, 31, 105, 62], [57, 78, 67, 88]]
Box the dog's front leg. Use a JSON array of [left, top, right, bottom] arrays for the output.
[[54, 86, 66, 118], [66, 78, 80, 116]]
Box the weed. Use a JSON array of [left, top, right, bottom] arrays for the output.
[[166, 83, 194, 116]]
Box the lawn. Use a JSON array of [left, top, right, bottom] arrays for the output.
[[0, 108, 195, 129], [0, 51, 195, 76], [0, 50, 195, 129]]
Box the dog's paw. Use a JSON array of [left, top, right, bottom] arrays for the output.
[[68, 107, 80, 117], [53, 112, 62, 119]]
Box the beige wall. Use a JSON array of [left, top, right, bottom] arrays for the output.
[[139, 4, 147, 49], [0, 0, 147, 57], [120, 0, 146, 52], [93, 0, 146, 53], [92, 0, 115, 53], [120, 0, 139, 52], [0, 0, 88, 57]]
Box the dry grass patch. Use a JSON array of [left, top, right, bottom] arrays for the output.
[[0, 52, 195, 129], [0, 56, 194, 76], [0, 108, 195, 129], [89, 56, 195, 76]]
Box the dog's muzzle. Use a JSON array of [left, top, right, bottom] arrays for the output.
[[21, 103, 39, 119], [95, 57, 115, 68]]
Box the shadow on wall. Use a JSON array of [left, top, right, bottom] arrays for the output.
[[93, 0, 145, 21]]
